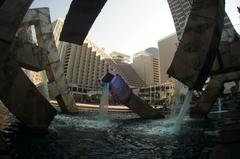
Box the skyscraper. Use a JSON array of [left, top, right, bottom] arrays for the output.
[[167, 0, 238, 42], [110, 51, 130, 63], [52, 18, 109, 93], [52, 18, 64, 49], [107, 59, 146, 88], [132, 51, 161, 86], [145, 47, 159, 59], [52, 18, 145, 94], [58, 38, 110, 92], [158, 33, 178, 84]]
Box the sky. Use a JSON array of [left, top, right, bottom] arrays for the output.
[[31, 0, 240, 56]]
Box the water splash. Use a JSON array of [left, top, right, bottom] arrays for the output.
[[217, 98, 222, 112], [170, 81, 182, 117], [50, 115, 112, 130], [133, 118, 176, 135], [209, 97, 228, 114], [99, 82, 109, 121], [173, 90, 194, 134]]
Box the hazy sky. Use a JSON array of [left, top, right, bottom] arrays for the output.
[[31, 0, 240, 56]]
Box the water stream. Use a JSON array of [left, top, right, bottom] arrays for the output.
[[170, 81, 182, 118], [173, 90, 194, 134], [99, 82, 109, 121], [217, 98, 222, 112]]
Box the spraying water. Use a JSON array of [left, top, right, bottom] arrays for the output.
[[170, 81, 182, 117], [173, 89, 194, 134], [217, 98, 222, 112], [99, 82, 109, 121]]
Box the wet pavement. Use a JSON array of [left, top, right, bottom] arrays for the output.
[[0, 109, 219, 159]]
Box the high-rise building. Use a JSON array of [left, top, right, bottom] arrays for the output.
[[52, 18, 145, 95], [158, 33, 178, 84], [58, 37, 110, 92], [52, 18, 64, 49], [145, 47, 159, 59], [132, 51, 161, 86], [107, 59, 146, 88], [167, 0, 238, 42], [58, 38, 146, 92], [52, 19, 109, 93], [110, 51, 130, 63]]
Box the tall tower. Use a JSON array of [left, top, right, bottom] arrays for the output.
[[132, 51, 161, 86], [52, 18, 64, 49], [158, 33, 178, 84], [52, 18, 110, 92], [167, 0, 238, 42], [110, 51, 130, 63], [52, 17, 145, 93], [59, 38, 110, 91]]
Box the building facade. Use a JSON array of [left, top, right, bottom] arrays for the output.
[[53, 19, 145, 101], [132, 51, 161, 86], [52, 18, 110, 94], [110, 51, 130, 63], [167, 0, 238, 42], [145, 47, 159, 59], [107, 59, 146, 88], [52, 18, 64, 49], [133, 82, 175, 107], [158, 33, 178, 84], [59, 38, 110, 92]]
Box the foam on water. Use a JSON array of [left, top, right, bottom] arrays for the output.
[[131, 116, 199, 136], [127, 118, 177, 136], [210, 110, 228, 114], [50, 115, 112, 130], [50, 114, 182, 136]]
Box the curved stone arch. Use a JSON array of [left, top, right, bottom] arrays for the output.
[[0, 0, 56, 129], [22, 8, 78, 113]]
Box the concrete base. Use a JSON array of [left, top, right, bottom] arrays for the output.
[[126, 93, 165, 119], [0, 58, 57, 129]]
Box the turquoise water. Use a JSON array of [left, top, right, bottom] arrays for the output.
[[0, 110, 216, 159], [99, 83, 109, 121], [174, 90, 194, 134], [217, 98, 222, 112]]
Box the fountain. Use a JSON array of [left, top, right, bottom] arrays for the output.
[[217, 98, 222, 112], [99, 82, 109, 121], [173, 89, 194, 134], [170, 81, 182, 118]]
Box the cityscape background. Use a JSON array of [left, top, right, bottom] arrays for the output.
[[25, 0, 240, 106], [31, 0, 240, 58]]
